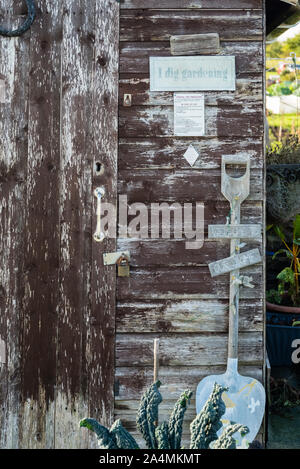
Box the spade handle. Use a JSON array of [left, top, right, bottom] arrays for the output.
[[221, 155, 250, 360]]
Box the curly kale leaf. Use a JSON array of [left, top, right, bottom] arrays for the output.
[[110, 419, 140, 449], [190, 383, 227, 449], [155, 422, 171, 449], [211, 423, 249, 449], [168, 389, 193, 449], [136, 380, 162, 449], [80, 418, 118, 449]]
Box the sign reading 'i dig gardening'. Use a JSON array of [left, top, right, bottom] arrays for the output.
[[150, 56, 236, 91]]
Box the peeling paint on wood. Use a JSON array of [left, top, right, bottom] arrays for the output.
[[119, 137, 263, 170], [115, 333, 264, 367], [116, 299, 263, 333], [170, 33, 221, 56], [120, 10, 263, 42], [0, 0, 119, 449], [120, 41, 263, 74], [0, 79, 5, 103], [115, 365, 263, 400], [121, 1, 263, 8]]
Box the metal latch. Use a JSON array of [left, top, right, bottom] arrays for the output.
[[103, 251, 131, 277], [123, 94, 132, 107]]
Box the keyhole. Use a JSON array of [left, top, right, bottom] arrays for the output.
[[95, 161, 104, 176]]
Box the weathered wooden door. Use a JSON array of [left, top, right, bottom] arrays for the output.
[[0, 0, 118, 448]]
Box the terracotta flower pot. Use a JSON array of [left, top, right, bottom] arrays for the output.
[[266, 301, 300, 315]]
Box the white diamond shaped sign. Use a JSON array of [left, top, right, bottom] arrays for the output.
[[183, 145, 199, 167]]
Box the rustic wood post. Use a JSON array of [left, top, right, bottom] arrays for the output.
[[153, 339, 160, 382]]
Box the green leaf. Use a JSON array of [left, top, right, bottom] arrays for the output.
[[266, 289, 282, 305], [155, 422, 171, 449], [277, 267, 295, 285], [272, 249, 292, 260], [136, 381, 162, 449], [293, 214, 300, 241], [168, 390, 193, 449], [110, 419, 140, 449], [274, 225, 286, 242], [190, 383, 227, 449], [211, 423, 249, 449]]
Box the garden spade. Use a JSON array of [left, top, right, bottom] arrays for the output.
[[196, 155, 265, 448]]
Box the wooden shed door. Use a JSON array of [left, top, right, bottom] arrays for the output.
[[0, 1, 118, 448]]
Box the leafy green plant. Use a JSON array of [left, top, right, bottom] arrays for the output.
[[267, 83, 292, 96], [80, 382, 249, 449], [266, 288, 282, 305], [269, 215, 300, 306], [266, 134, 300, 164]]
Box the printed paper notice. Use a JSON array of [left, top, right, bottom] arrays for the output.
[[174, 93, 205, 136]]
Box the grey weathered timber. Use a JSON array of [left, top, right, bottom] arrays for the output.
[[209, 248, 262, 277], [170, 33, 220, 56], [120, 42, 263, 75], [20, 0, 61, 449], [0, 0, 119, 449], [89, 0, 119, 444], [121, 1, 262, 8], [55, 0, 94, 449], [120, 10, 263, 42], [0, 0, 30, 448], [208, 224, 262, 240]]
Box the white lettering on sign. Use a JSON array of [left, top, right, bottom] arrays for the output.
[[150, 56, 236, 91], [208, 224, 262, 239], [174, 93, 205, 137], [208, 248, 262, 277]]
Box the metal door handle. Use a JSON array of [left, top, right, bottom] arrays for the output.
[[93, 187, 105, 242]]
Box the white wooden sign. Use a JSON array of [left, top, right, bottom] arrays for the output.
[[150, 56, 236, 91], [208, 224, 262, 240], [208, 248, 262, 278], [174, 93, 205, 136]]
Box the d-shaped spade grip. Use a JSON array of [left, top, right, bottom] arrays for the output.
[[93, 187, 105, 243], [221, 155, 250, 204]]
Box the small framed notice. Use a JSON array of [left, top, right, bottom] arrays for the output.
[[174, 93, 205, 136]]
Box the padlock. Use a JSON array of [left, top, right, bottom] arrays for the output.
[[117, 255, 130, 277]]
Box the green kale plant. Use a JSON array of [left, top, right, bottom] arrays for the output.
[[80, 382, 249, 450]]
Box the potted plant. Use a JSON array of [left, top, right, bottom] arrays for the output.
[[266, 215, 300, 366]]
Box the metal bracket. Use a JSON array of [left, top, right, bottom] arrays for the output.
[[123, 94, 132, 107], [103, 251, 130, 266]]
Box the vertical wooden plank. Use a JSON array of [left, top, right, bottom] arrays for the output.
[[0, 2, 29, 448], [89, 0, 119, 445], [55, 0, 94, 448], [262, 0, 267, 444], [19, 1, 62, 448]]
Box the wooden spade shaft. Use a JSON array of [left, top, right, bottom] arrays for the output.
[[228, 198, 241, 360]]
